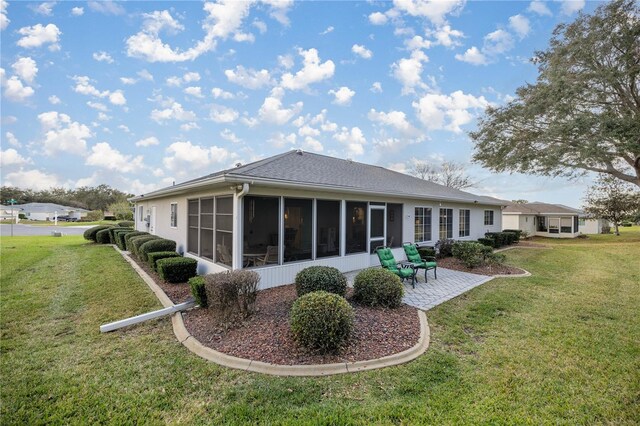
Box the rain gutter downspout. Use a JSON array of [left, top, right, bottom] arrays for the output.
[[232, 183, 250, 270]]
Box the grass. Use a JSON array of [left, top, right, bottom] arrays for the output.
[[17, 220, 121, 227], [1, 232, 639, 424]]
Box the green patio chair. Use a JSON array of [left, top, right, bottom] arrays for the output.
[[375, 246, 417, 288], [402, 243, 437, 282]]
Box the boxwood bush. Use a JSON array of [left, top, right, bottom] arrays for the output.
[[148, 251, 181, 271], [417, 246, 436, 258], [129, 235, 160, 258], [189, 276, 207, 308], [295, 266, 347, 298], [290, 291, 354, 353], [502, 229, 523, 240], [157, 257, 198, 283], [353, 268, 404, 308], [452, 241, 492, 268], [95, 228, 112, 244], [123, 231, 148, 251], [139, 238, 177, 262], [83, 225, 111, 242], [117, 221, 134, 228], [114, 229, 136, 250], [477, 237, 495, 248], [106, 226, 125, 244]]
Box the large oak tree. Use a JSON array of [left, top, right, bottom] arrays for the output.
[[471, 0, 640, 187]]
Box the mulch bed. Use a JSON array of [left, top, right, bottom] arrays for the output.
[[182, 284, 421, 365], [436, 256, 526, 276], [126, 253, 192, 304]]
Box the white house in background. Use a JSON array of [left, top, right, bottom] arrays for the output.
[[131, 150, 506, 289], [0, 205, 22, 221], [578, 216, 610, 234], [502, 202, 582, 238], [16, 203, 89, 221]]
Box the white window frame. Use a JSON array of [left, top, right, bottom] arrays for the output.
[[459, 209, 470, 237], [138, 205, 143, 222], [484, 210, 494, 226], [170, 202, 178, 228], [439, 208, 453, 240], [414, 206, 432, 243]]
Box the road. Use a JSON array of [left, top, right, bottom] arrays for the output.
[[0, 224, 93, 237]]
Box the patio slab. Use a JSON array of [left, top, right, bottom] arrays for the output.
[[345, 267, 493, 311]]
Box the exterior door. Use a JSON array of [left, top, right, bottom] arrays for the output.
[[150, 206, 157, 235], [369, 205, 386, 253]]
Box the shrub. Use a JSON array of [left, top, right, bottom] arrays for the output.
[[485, 232, 504, 248], [204, 270, 260, 319], [148, 251, 181, 271], [118, 220, 134, 228], [435, 239, 455, 258], [295, 266, 347, 298], [85, 210, 104, 221], [123, 231, 148, 251], [18, 213, 26, 219], [114, 229, 136, 250], [189, 276, 207, 308], [107, 226, 124, 244], [477, 237, 495, 248], [95, 228, 112, 244], [157, 257, 198, 283], [83, 225, 111, 242], [417, 246, 436, 258], [486, 252, 506, 266], [503, 229, 523, 240], [129, 235, 160, 258], [233, 270, 261, 317], [139, 238, 177, 262], [353, 268, 404, 308], [452, 241, 492, 268], [290, 291, 354, 353], [503, 231, 518, 245], [621, 221, 633, 227]]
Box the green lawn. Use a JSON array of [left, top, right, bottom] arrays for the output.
[[17, 220, 121, 227], [1, 233, 639, 424]]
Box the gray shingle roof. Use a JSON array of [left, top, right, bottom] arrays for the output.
[[136, 150, 506, 205], [15, 203, 89, 213], [503, 202, 580, 215]]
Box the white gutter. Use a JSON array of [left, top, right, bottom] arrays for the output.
[[100, 299, 196, 333], [231, 183, 250, 270]]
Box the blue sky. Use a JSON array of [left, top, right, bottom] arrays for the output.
[[1, 0, 602, 207]]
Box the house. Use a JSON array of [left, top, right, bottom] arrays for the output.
[[578, 216, 610, 234], [0, 205, 22, 222], [502, 202, 581, 238], [16, 203, 89, 221], [131, 150, 506, 289]]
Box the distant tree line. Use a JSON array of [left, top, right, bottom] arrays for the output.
[[0, 184, 133, 212]]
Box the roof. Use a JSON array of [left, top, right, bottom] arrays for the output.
[[503, 202, 580, 215], [133, 150, 506, 206], [14, 203, 89, 213]]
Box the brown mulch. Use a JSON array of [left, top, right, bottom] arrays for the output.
[[436, 256, 526, 276], [127, 254, 192, 304], [182, 284, 421, 365]]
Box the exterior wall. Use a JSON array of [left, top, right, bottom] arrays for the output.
[[579, 218, 605, 234], [502, 214, 520, 231], [534, 215, 580, 238]]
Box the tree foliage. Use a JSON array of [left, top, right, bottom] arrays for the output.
[[0, 184, 133, 211], [410, 160, 474, 189], [471, 0, 640, 188], [582, 174, 640, 235], [107, 200, 134, 221]]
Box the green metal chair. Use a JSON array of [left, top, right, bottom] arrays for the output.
[[375, 246, 417, 288], [402, 243, 437, 282]]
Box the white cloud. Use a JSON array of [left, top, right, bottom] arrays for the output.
[[93, 51, 114, 63], [455, 46, 487, 65], [298, 124, 320, 137], [150, 101, 197, 123], [71, 6, 84, 16], [413, 90, 490, 133], [86, 142, 144, 173], [483, 29, 514, 55], [166, 71, 201, 87], [370, 82, 383, 93], [180, 122, 200, 131], [118, 124, 131, 133], [211, 87, 234, 99], [225, 65, 273, 89], [183, 72, 200, 83], [528, 1, 552, 16], [560, 0, 585, 15], [3, 169, 61, 191], [333, 127, 366, 156], [47, 95, 60, 104], [137, 69, 154, 81], [166, 76, 182, 87], [87, 101, 108, 111], [368, 12, 388, 25], [108, 90, 126, 105], [162, 141, 232, 176], [5, 131, 20, 147], [88, 1, 125, 15], [33, 2, 55, 16], [1, 0, 10, 31], [281, 48, 335, 91], [328, 86, 355, 105], [11, 57, 38, 84], [302, 137, 323, 152], [392, 0, 466, 26], [1, 68, 34, 102], [17, 23, 61, 49], [509, 14, 530, 39], [391, 49, 429, 95], [72, 75, 108, 97], [220, 128, 242, 143], [320, 26, 334, 35], [184, 86, 204, 98], [37, 111, 92, 156], [352, 44, 373, 59], [404, 35, 432, 50], [97, 112, 111, 121], [253, 19, 267, 34], [259, 87, 303, 125], [268, 132, 296, 148], [367, 108, 420, 137], [135, 136, 160, 147], [1, 148, 31, 167], [429, 25, 464, 48], [278, 54, 294, 69], [120, 77, 137, 85], [209, 105, 239, 123]]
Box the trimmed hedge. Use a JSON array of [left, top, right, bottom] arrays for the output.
[[477, 237, 495, 248], [353, 268, 404, 308], [118, 221, 134, 228], [503, 231, 519, 244], [83, 225, 111, 242], [139, 238, 177, 262], [452, 241, 492, 268], [290, 291, 354, 353], [417, 246, 436, 258], [295, 266, 347, 298], [114, 229, 136, 250], [106, 226, 125, 244], [157, 257, 198, 283], [148, 251, 181, 271], [123, 231, 148, 251], [189, 276, 207, 308], [95, 228, 112, 244], [502, 229, 523, 240], [129, 235, 161, 258]]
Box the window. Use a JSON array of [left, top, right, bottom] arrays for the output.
[[346, 201, 367, 254], [484, 210, 494, 226], [139, 205, 144, 222], [561, 217, 573, 233], [369, 206, 385, 254], [170, 203, 177, 228], [187, 200, 199, 254], [243, 196, 280, 267], [186, 196, 234, 266], [414, 207, 432, 242], [459, 209, 470, 237], [216, 197, 233, 266], [317, 200, 340, 258], [200, 198, 214, 260], [575, 216, 580, 230], [579, 218, 585, 226], [537, 216, 547, 232], [439, 208, 453, 240], [284, 198, 313, 262], [386, 203, 403, 248]]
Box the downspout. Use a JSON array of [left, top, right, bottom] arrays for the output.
[[232, 183, 250, 270]]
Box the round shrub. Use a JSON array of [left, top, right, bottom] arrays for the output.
[[148, 251, 181, 271], [157, 257, 198, 283], [83, 225, 111, 242], [129, 235, 160, 258], [290, 291, 354, 353], [95, 228, 112, 244], [452, 241, 491, 268], [139, 238, 177, 262], [189, 276, 207, 308], [123, 231, 148, 251], [295, 266, 347, 298], [117, 220, 134, 228], [353, 268, 404, 308]]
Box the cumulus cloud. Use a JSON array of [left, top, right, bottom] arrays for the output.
[[108, 90, 126, 105], [528, 1, 552, 16], [162, 141, 232, 176], [71, 6, 84, 16], [72, 76, 127, 106], [456, 28, 515, 66], [370, 82, 383, 93], [281, 48, 335, 91], [259, 87, 303, 124], [87, 101, 108, 111], [3, 169, 62, 191], [137, 69, 154, 81], [268, 131, 296, 148], [180, 122, 200, 131], [209, 105, 239, 123], [253, 19, 267, 34], [412, 90, 490, 133], [278, 54, 294, 69], [211, 87, 234, 99], [368, 11, 388, 25], [225, 65, 273, 89], [135, 136, 160, 147], [1, 68, 35, 102], [11, 57, 38, 84], [86, 142, 144, 173], [429, 25, 464, 48], [352, 44, 373, 59], [509, 14, 530, 39], [333, 127, 366, 156], [88, 1, 125, 15], [483, 29, 514, 55], [150, 101, 197, 123], [367, 108, 421, 137], [560, 0, 585, 15], [37, 111, 92, 155], [391, 0, 465, 26], [32, 2, 55, 16], [93, 51, 114, 63], [184, 86, 204, 98], [5, 131, 20, 147], [120, 77, 136, 85], [17, 23, 61, 50], [328, 86, 355, 105], [220, 128, 242, 143], [391, 49, 429, 95], [1, 148, 32, 167], [455, 46, 487, 65], [47, 95, 61, 105], [1, 0, 9, 30]]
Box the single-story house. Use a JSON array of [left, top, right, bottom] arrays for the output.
[[578, 216, 610, 234], [16, 203, 89, 221], [0, 204, 22, 221], [502, 202, 582, 238], [131, 150, 506, 289]]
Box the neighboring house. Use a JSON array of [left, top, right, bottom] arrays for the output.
[[131, 150, 506, 289], [16, 203, 89, 221], [578, 216, 610, 234], [0, 205, 22, 221], [502, 202, 581, 238]]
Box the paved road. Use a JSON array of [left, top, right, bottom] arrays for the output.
[[0, 224, 93, 237]]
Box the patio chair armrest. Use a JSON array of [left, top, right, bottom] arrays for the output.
[[421, 256, 437, 262]]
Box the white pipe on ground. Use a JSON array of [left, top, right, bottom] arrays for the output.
[[100, 299, 196, 333]]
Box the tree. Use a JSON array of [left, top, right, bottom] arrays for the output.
[[582, 174, 640, 235], [107, 200, 134, 221], [471, 0, 640, 188], [410, 160, 474, 189]]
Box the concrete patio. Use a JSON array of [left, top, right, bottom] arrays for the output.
[[345, 267, 493, 311]]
